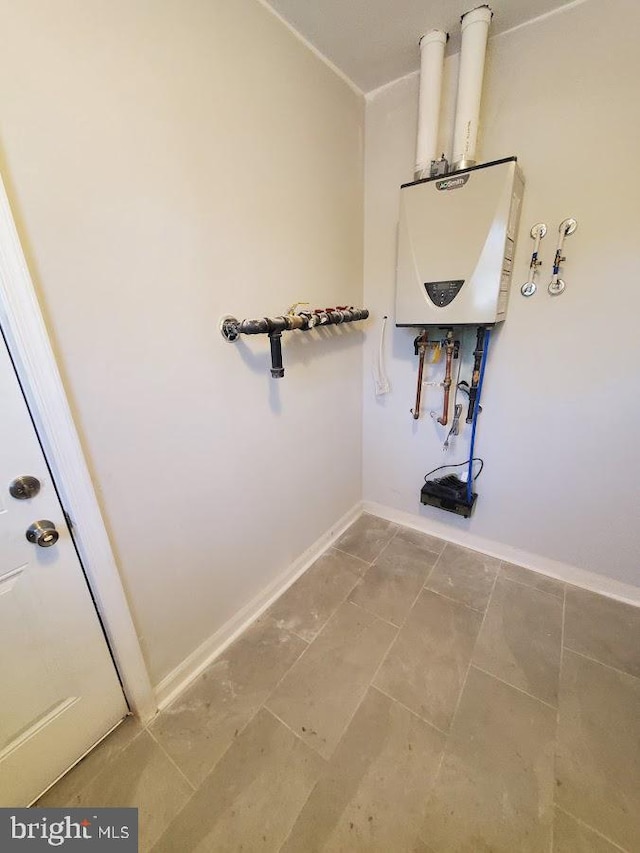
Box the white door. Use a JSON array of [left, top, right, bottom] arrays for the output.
[[0, 329, 128, 806]]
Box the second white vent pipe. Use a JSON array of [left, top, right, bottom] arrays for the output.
[[415, 29, 448, 180], [452, 5, 493, 171]]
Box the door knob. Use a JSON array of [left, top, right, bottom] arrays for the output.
[[9, 475, 41, 500], [26, 520, 59, 548]]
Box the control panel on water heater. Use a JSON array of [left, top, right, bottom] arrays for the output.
[[395, 157, 524, 326]]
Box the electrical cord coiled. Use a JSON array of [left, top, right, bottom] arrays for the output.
[[423, 458, 484, 483]]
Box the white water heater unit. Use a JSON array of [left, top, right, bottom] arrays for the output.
[[395, 157, 524, 326]]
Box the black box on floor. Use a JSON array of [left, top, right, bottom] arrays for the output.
[[420, 474, 477, 518]]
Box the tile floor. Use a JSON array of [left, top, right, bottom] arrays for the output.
[[38, 514, 640, 852]]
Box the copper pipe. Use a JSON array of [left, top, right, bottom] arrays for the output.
[[437, 330, 455, 426], [411, 330, 429, 419]]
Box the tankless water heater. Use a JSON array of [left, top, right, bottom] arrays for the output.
[[395, 157, 524, 326]]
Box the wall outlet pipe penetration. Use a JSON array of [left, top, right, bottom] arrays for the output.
[[220, 307, 369, 378]]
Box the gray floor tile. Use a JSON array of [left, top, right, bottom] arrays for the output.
[[348, 536, 439, 626], [65, 730, 193, 851], [564, 587, 640, 678], [425, 543, 500, 612], [553, 808, 621, 852], [473, 576, 563, 705], [153, 709, 325, 853], [556, 650, 640, 851], [37, 715, 142, 806], [334, 513, 397, 563], [265, 602, 396, 758], [373, 589, 482, 731], [500, 562, 564, 598], [420, 667, 556, 853], [42, 527, 638, 852], [393, 526, 446, 555], [281, 687, 445, 852], [267, 548, 363, 641], [150, 615, 306, 786]]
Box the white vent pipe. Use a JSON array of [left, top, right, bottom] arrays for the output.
[[414, 29, 448, 180], [452, 5, 493, 171]]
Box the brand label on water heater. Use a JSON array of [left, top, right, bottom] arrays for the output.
[[435, 174, 470, 191]]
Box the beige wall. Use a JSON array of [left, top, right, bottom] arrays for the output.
[[0, 0, 364, 686], [362, 0, 640, 588]]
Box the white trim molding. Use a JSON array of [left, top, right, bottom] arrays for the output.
[[364, 501, 640, 607], [156, 501, 363, 709], [0, 173, 157, 723]]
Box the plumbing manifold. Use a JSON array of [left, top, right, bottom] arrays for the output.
[[220, 306, 369, 378]]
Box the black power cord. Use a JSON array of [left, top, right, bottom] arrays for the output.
[[456, 381, 482, 413], [423, 458, 484, 483]]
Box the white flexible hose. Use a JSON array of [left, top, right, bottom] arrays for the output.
[[373, 316, 390, 396]]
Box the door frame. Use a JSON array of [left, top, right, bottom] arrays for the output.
[[0, 173, 157, 723]]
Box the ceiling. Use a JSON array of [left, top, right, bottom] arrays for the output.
[[265, 0, 577, 92]]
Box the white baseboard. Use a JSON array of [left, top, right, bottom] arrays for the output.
[[155, 501, 364, 709], [363, 501, 640, 607]]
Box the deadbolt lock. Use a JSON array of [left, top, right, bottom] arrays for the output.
[[9, 475, 41, 500], [26, 520, 59, 548]]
